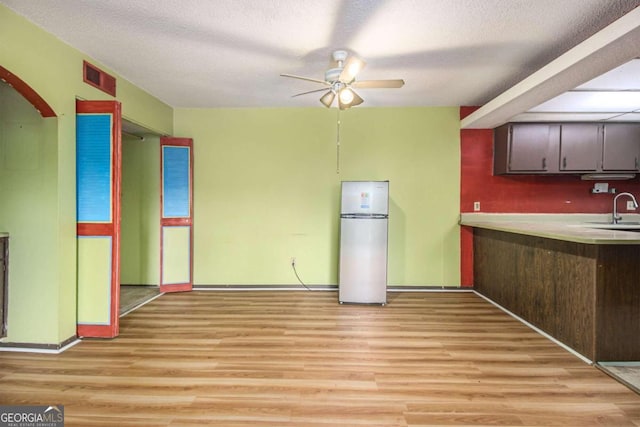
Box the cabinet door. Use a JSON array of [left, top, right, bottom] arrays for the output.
[[559, 124, 600, 172], [508, 124, 552, 172], [602, 124, 640, 171]]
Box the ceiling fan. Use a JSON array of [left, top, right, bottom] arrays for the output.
[[281, 50, 405, 109]]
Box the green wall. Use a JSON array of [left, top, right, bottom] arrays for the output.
[[121, 135, 160, 286], [174, 107, 461, 287], [0, 4, 172, 345], [0, 82, 59, 343]]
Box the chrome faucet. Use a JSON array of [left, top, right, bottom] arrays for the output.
[[613, 192, 639, 224]]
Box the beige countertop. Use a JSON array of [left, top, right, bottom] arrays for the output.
[[0, 232, 7, 238], [459, 213, 640, 245]]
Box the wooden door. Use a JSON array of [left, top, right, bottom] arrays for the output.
[[160, 137, 193, 293], [76, 100, 122, 338]]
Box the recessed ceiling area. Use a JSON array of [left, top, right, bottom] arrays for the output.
[[511, 59, 640, 122]]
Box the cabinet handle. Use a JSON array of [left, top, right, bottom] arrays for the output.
[[542, 157, 547, 170], [562, 157, 567, 169]]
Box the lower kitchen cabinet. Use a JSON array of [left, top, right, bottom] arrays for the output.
[[473, 228, 640, 362]]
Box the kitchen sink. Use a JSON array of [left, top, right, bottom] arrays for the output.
[[583, 221, 640, 231]]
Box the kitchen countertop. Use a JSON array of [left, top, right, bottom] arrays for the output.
[[0, 232, 7, 238], [460, 213, 640, 245]]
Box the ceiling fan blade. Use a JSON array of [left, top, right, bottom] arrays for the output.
[[320, 90, 335, 108], [352, 79, 405, 89], [339, 56, 366, 83], [280, 73, 329, 85], [292, 88, 331, 98]]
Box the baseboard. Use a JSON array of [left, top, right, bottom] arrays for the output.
[[194, 284, 473, 292], [388, 286, 473, 292], [194, 284, 338, 291], [473, 290, 593, 365], [0, 334, 80, 354]]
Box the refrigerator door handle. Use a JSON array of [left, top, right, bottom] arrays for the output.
[[342, 213, 388, 219]]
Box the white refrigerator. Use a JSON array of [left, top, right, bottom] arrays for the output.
[[339, 181, 389, 305]]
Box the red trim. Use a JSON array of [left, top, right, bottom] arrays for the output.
[[161, 137, 192, 147], [160, 137, 194, 293], [161, 283, 192, 293], [77, 324, 117, 339], [76, 99, 120, 115], [77, 223, 114, 236], [162, 218, 192, 226], [0, 65, 56, 118], [76, 100, 122, 339]]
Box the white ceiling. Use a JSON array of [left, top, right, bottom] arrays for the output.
[[2, 0, 640, 121]]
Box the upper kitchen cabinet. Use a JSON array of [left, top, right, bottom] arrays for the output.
[[602, 123, 640, 171], [493, 123, 559, 174], [494, 122, 640, 175], [558, 123, 600, 172]]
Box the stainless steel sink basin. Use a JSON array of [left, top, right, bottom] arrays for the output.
[[583, 221, 640, 231]]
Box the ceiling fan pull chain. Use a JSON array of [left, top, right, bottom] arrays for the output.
[[336, 109, 341, 174]]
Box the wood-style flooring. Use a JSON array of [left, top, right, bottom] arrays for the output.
[[120, 285, 161, 315], [2, 291, 640, 426]]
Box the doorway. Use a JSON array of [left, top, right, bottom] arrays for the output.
[[120, 123, 162, 316], [76, 102, 194, 338]]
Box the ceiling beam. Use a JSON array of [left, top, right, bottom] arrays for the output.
[[461, 6, 640, 129]]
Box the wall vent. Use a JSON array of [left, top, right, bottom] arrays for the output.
[[83, 60, 116, 97]]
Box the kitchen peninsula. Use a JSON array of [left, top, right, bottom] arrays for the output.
[[461, 213, 640, 362]]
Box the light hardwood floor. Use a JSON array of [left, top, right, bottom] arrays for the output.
[[2, 291, 640, 426]]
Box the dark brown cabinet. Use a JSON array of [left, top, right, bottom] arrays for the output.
[[559, 123, 600, 172], [494, 123, 554, 173], [602, 123, 640, 171], [494, 122, 640, 175], [0, 236, 6, 338]]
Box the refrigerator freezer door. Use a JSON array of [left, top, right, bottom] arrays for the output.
[[341, 181, 389, 216], [339, 217, 388, 304]]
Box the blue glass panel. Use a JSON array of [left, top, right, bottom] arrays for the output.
[[77, 114, 112, 222], [163, 146, 190, 218]]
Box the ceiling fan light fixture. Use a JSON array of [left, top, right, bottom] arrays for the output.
[[320, 90, 336, 108], [339, 88, 354, 105], [350, 90, 364, 107]]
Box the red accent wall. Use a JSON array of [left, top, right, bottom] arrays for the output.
[[459, 106, 640, 286]]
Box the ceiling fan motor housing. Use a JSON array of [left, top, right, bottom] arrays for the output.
[[325, 67, 342, 83]]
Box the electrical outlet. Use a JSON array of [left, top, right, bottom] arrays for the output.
[[628, 201, 637, 210], [473, 201, 481, 212], [290, 257, 296, 267]]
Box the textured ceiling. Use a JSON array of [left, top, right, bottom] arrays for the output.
[[2, 0, 640, 109]]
